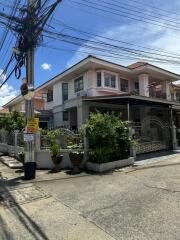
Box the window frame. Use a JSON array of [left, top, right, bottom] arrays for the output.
[[104, 72, 117, 88], [74, 76, 84, 93], [47, 89, 53, 103], [96, 70, 118, 89], [63, 111, 69, 121], [120, 78, 129, 92], [62, 82, 68, 103], [96, 72, 102, 87]]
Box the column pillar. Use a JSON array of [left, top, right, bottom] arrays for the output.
[[77, 101, 89, 129], [138, 74, 149, 97], [166, 81, 171, 101]]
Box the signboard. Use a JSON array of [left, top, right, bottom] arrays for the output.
[[27, 118, 39, 133], [24, 133, 34, 142]]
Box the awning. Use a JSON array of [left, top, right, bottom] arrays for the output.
[[83, 94, 179, 107]]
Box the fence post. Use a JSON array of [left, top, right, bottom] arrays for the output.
[[14, 130, 19, 158], [35, 131, 41, 151], [172, 124, 177, 150], [129, 125, 136, 159], [83, 128, 89, 165]]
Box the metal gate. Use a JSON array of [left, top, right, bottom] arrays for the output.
[[133, 116, 171, 154]]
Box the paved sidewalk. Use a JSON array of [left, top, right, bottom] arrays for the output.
[[0, 162, 114, 240]]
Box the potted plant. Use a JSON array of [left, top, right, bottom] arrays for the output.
[[50, 142, 63, 173], [68, 143, 84, 174], [46, 129, 63, 173]]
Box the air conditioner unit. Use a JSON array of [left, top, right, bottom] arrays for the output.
[[76, 91, 87, 97]]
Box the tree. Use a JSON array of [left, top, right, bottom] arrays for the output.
[[0, 111, 25, 132]]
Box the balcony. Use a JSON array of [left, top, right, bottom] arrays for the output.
[[149, 90, 167, 100]]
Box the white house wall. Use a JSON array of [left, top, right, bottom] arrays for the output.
[[53, 81, 62, 107]]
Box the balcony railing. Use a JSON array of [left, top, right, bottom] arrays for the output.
[[149, 91, 167, 100], [131, 90, 167, 100]]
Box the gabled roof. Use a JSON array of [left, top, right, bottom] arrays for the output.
[[3, 55, 180, 108], [128, 61, 180, 79], [128, 62, 148, 69]]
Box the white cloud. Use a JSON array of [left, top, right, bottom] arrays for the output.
[[0, 69, 6, 83], [0, 69, 17, 108], [0, 83, 17, 109], [66, 20, 180, 76], [41, 63, 52, 71]]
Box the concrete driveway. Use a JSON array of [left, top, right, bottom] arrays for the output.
[[35, 155, 180, 240]]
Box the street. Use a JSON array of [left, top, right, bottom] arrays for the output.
[[1, 154, 180, 239]]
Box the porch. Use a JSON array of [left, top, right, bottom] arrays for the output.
[[81, 95, 180, 155]]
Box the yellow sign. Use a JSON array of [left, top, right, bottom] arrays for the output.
[[27, 118, 39, 133]]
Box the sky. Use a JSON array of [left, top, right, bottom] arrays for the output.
[[1, 0, 180, 107]]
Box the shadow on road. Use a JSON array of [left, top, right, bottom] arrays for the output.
[[0, 178, 49, 240], [0, 214, 14, 240]]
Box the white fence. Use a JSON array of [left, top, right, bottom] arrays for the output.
[[0, 130, 73, 169]]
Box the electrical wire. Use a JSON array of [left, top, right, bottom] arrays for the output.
[[0, 64, 17, 88], [43, 30, 180, 64], [66, 0, 180, 32], [52, 19, 180, 60]]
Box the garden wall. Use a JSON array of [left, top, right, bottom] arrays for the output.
[[0, 143, 72, 169]]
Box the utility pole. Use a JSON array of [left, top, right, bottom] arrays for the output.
[[23, 0, 36, 180], [0, 0, 61, 179]]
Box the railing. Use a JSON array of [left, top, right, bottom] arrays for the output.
[[131, 90, 167, 100], [17, 132, 24, 147], [7, 132, 15, 146], [149, 90, 167, 100], [0, 130, 8, 143], [40, 132, 82, 149], [40, 135, 51, 149]]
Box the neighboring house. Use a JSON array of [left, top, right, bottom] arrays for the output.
[[4, 55, 180, 154], [3, 90, 53, 129]]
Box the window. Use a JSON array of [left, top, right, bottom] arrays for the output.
[[47, 89, 53, 102], [104, 72, 116, 88], [63, 111, 68, 121], [97, 72, 102, 87], [74, 76, 84, 92], [135, 81, 139, 91], [62, 83, 68, 103], [121, 79, 129, 92]]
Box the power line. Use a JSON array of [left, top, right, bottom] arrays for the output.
[[67, 0, 180, 32], [0, 64, 17, 88], [42, 43, 180, 64], [126, 0, 180, 17], [52, 19, 180, 60], [108, 0, 180, 22], [43, 30, 180, 64], [87, 0, 180, 26]]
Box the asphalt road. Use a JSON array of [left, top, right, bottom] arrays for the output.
[[36, 156, 180, 240]]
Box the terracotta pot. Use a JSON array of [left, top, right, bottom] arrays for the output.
[[69, 152, 84, 173], [51, 155, 63, 172]]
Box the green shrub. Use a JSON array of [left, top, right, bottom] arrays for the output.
[[85, 112, 131, 163], [88, 148, 129, 163]]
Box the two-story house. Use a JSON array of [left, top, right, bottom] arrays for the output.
[[4, 55, 180, 154], [3, 90, 53, 129]]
